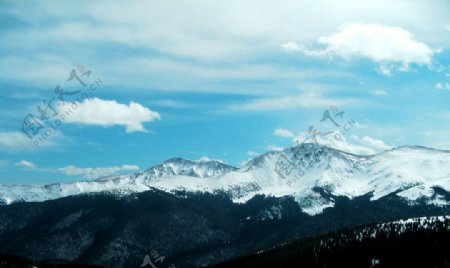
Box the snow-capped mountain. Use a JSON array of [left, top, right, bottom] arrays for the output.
[[1, 144, 450, 214], [137, 157, 238, 179]]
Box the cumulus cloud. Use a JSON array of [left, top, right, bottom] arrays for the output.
[[310, 132, 392, 155], [320, 134, 377, 155], [354, 135, 392, 151], [274, 128, 295, 138], [283, 23, 436, 75], [274, 126, 392, 155], [14, 160, 37, 168], [60, 98, 160, 132], [58, 164, 140, 179]]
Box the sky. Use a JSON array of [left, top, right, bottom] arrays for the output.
[[0, 0, 449, 185]]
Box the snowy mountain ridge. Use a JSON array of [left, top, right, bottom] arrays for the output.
[[1, 144, 450, 215], [138, 157, 238, 179]]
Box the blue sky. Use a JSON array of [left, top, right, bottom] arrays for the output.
[[0, 0, 449, 185]]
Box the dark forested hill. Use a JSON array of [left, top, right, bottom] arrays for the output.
[[213, 216, 450, 268], [1, 189, 450, 267]]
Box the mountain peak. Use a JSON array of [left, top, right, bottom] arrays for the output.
[[163, 157, 226, 165], [2, 144, 450, 216], [163, 157, 194, 165], [142, 157, 237, 179]]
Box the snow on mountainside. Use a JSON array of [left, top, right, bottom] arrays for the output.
[[138, 157, 238, 179], [1, 144, 450, 215]]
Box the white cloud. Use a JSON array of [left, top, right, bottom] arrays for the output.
[[281, 42, 304, 52], [283, 23, 436, 74], [229, 93, 354, 111], [326, 134, 378, 155], [357, 135, 392, 151], [0, 131, 64, 151], [1, 1, 448, 94], [197, 156, 211, 162], [0, 55, 72, 84], [372, 89, 388, 96], [312, 133, 392, 155], [58, 164, 140, 179], [60, 98, 160, 133], [436, 82, 450, 90], [153, 99, 191, 109], [0, 132, 35, 150], [197, 156, 224, 163], [268, 145, 284, 151], [247, 151, 259, 156], [274, 128, 295, 138], [377, 64, 394, 76], [14, 160, 37, 168], [4, 0, 447, 68], [274, 126, 392, 155]]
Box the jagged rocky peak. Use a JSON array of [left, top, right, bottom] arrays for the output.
[[243, 143, 350, 172], [142, 157, 238, 179]]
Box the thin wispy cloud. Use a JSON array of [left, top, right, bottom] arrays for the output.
[[268, 145, 284, 152], [247, 151, 259, 156], [0, 131, 65, 151], [274, 128, 295, 138], [58, 164, 140, 179], [372, 89, 388, 96], [436, 82, 450, 91], [14, 160, 37, 168], [229, 93, 357, 111], [152, 99, 192, 109]]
